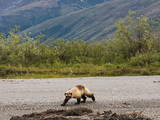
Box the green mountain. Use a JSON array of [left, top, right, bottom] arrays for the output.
[[0, 0, 108, 33], [22, 0, 160, 41], [0, 0, 22, 12]]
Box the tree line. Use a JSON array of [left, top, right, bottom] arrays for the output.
[[0, 11, 160, 68]]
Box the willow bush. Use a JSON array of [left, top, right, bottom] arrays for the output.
[[0, 11, 160, 69]]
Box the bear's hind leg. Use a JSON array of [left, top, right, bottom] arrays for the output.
[[92, 94, 95, 101], [86, 94, 95, 102], [81, 95, 86, 103]]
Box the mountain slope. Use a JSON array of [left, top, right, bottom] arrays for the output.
[[0, 0, 23, 12], [22, 0, 160, 41], [0, 0, 108, 33]]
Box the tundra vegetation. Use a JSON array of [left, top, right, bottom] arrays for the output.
[[1, 11, 160, 78]]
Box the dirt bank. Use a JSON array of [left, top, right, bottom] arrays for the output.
[[10, 107, 151, 120]]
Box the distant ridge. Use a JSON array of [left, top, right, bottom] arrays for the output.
[[22, 0, 160, 41], [0, 0, 108, 33]]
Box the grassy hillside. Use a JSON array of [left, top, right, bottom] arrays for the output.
[[1, 11, 160, 78], [22, 0, 160, 41], [0, 0, 108, 33]]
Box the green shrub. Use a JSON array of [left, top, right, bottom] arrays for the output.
[[140, 69, 150, 75]]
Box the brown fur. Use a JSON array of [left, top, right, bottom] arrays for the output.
[[61, 85, 95, 106], [76, 85, 85, 90]]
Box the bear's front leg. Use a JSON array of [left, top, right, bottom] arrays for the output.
[[61, 98, 70, 106], [75, 98, 81, 105]]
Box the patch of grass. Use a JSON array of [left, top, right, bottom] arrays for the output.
[[12, 73, 67, 79], [1, 64, 160, 79]]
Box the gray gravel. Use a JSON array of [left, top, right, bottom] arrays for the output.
[[0, 76, 160, 120]]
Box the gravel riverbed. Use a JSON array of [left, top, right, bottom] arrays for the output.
[[0, 76, 160, 120]]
